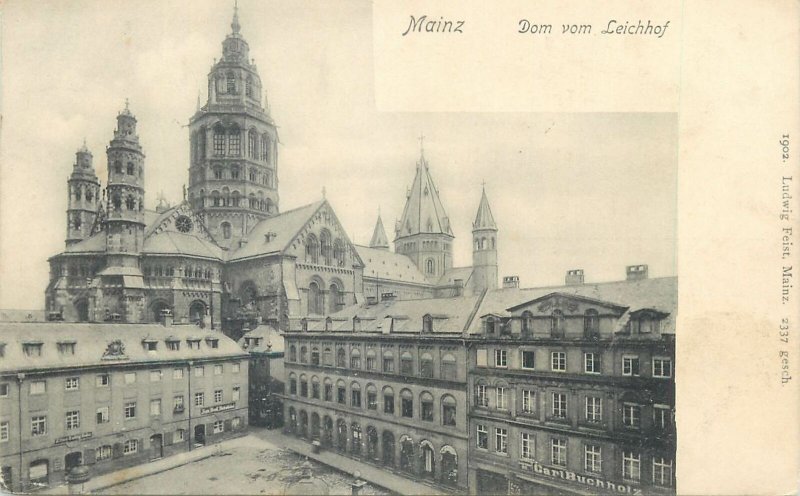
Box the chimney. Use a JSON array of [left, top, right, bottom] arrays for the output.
[[502, 276, 519, 289], [626, 264, 649, 281], [453, 279, 463, 296], [565, 269, 585, 285], [160, 308, 173, 327]]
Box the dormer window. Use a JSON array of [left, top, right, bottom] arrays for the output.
[[485, 317, 496, 334], [422, 314, 433, 333], [205, 337, 219, 349], [142, 339, 158, 352], [521, 311, 533, 336], [166, 339, 180, 351], [325, 317, 332, 331], [57, 341, 76, 356], [187, 339, 201, 350], [353, 316, 361, 331], [23, 342, 43, 357]]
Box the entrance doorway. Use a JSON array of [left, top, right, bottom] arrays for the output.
[[194, 424, 206, 446], [150, 434, 163, 460], [64, 452, 82, 475]]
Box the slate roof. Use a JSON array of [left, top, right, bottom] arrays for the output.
[[369, 215, 390, 249], [355, 245, 428, 284], [228, 201, 324, 261], [143, 230, 224, 260], [473, 188, 497, 230], [0, 323, 246, 373], [437, 266, 474, 287], [395, 154, 453, 239]]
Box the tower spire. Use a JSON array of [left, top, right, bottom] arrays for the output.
[[231, 0, 241, 34], [370, 213, 390, 250]]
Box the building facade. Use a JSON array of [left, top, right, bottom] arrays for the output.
[[0, 323, 248, 493], [239, 325, 285, 428], [44, 5, 499, 340], [281, 269, 677, 495]]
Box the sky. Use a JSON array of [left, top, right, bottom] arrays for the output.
[[0, 0, 677, 309]]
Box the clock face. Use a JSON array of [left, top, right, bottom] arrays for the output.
[[175, 215, 193, 233]]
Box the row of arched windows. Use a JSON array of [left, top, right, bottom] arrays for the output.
[[474, 236, 496, 251], [143, 265, 213, 280], [110, 192, 142, 212], [207, 164, 273, 187], [71, 184, 96, 203], [287, 344, 458, 380], [192, 125, 273, 163], [216, 71, 257, 98], [190, 189, 274, 213], [307, 281, 343, 315], [305, 231, 346, 267], [287, 374, 458, 426], [112, 160, 142, 178], [284, 408, 459, 485]]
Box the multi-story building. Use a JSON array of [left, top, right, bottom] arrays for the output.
[[281, 267, 676, 495], [281, 296, 478, 491], [239, 325, 284, 428], [467, 269, 676, 495], [0, 322, 248, 493]]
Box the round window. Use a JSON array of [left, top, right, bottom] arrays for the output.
[[175, 215, 193, 233]]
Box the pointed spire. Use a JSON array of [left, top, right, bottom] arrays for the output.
[[231, 0, 241, 34], [370, 214, 390, 250], [473, 185, 497, 231], [396, 141, 453, 240]]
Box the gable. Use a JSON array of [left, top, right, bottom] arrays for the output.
[[506, 292, 628, 316], [145, 202, 215, 243], [285, 201, 365, 268]]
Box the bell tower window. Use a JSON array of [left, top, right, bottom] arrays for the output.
[[226, 72, 236, 94], [213, 126, 226, 156], [114, 161, 123, 174], [228, 128, 241, 156], [127, 162, 135, 175], [246, 76, 253, 97]]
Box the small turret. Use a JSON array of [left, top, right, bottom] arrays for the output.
[[471, 185, 498, 292], [66, 141, 101, 246], [369, 214, 390, 250]]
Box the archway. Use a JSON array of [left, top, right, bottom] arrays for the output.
[[350, 423, 362, 456], [311, 413, 320, 440], [150, 434, 163, 460], [287, 407, 297, 435], [336, 419, 347, 452], [441, 445, 458, 486], [28, 460, 49, 489], [382, 431, 395, 467], [399, 436, 414, 473], [189, 300, 206, 325], [299, 411, 308, 438], [194, 424, 206, 446], [74, 300, 89, 322], [366, 426, 379, 460], [420, 441, 435, 480], [64, 452, 82, 475], [323, 416, 333, 447]]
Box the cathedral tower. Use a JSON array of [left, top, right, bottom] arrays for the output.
[[471, 186, 498, 292], [394, 146, 454, 281], [105, 102, 146, 262], [65, 142, 100, 246], [188, 4, 279, 248]]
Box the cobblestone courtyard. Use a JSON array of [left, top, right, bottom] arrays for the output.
[[100, 436, 388, 495]]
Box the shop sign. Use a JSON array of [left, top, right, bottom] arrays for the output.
[[200, 402, 235, 414], [518, 461, 642, 495], [54, 432, 93, 445]]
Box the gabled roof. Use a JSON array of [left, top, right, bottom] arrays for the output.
[[143, 231, 224, 260], [355, 245, 428, 284], [369, 215, 390, 249], [228, 201, 324, 261], [506, 291, 629, 313], [437, 266, 474, 287], [473, 187, 497, 231], [0, 323, 246, 373], [62, 231, 106, 254], [395, 153, 453, 240]]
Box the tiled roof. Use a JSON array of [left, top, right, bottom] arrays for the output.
[[228, 201, 324, 261], [0, 323, 246, 373], [62, 232, 106, 254], [354, 245, 428, 284], [238, 324, 284, 353]]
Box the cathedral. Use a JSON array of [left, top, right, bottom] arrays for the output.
[[44, 6, 499, 336]]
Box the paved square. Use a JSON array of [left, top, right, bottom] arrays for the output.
[[101, 435, 388, 495]]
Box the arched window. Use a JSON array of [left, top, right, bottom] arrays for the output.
[[289, 345, 297, 362], [350, 348, 361, 369], [383, 386, 395, 414], [311, 347, 320, 365], [350, 382, 361, 408], [329, 283, 342, 313], [306, 234, 319, 264], [336, 348, 346, 368], [222, 187, 230, 207], [323, 377, 333, 401], [85, 188, 93, 202], [249, 169, 257, 182], [320, 230, 332, 265], [299, 374, 308, 397], [226, 72, 236, 94], [584, 309, 599, 337], [420, 352, 434, 378], [198, 126, 207, 159], [441, 353, 456, 380], [230, 166, 240, 180], [382, 350, 394, 373], [323, 348, 333, 366], [213, 125, 226, 156], [73, 185, 81, 201], [401, 351, 414, 375], [308, 282, 322, 315], [125, 195, 136, 210], [248, 129, 257, 158], [300, 346, 308, 363], [127, 162, 134, 175], [245, 75, 253, 97], [522, 311, 534, 335], [365, 349, 377, 371], [485, 316, 496, 334], [228, 127, 241, 156], [261, 134, 270, 163], [420, 391, 434, 421], [289, 373, 297, 394], [422, 314, 433, 333], [333, 239, 345, 266], [400, 389, 414, 418], [442, 394, 457, 426], [551, 310, 565, 337], [421, 441, 435, 479], [336, 379, 346, 405], [350, 422, 362, 455], [311, 376, 320, 399], [114, 160, 123, 174], [425, 258, 435, 275]]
